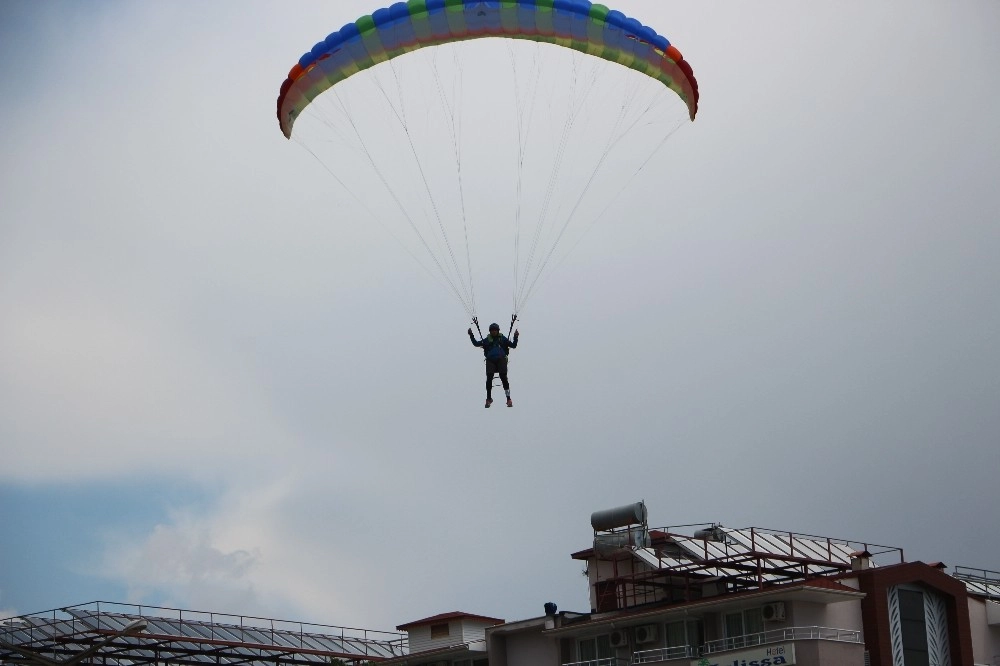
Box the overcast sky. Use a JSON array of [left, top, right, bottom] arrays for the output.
[[2, 0, 999, 632]]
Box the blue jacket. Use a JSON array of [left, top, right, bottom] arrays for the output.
[[470, 331, 518, 360]]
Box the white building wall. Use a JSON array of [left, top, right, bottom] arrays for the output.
[[405, 625, 439, 654], [588, 556, 662, 610], [787, 599, 863, 633], [589, 559, 620, 610], [406, 619, 493, 654], [459, 620, 492, 649], [820, 599, 864, 633], [787, 601, 827, 628]]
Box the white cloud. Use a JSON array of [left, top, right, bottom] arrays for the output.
[[2, 0, 1000, 632], [106, 511, 260, 613], [97, 456, 399, 623], [0, 280, 299, 482]]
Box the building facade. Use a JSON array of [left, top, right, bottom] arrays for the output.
[[3, 505, 997, 666], [484, 502, 1000, 666]]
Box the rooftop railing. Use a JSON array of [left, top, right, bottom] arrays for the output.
[[0, 601, 407, 663], [954, 566, 1000, 600]]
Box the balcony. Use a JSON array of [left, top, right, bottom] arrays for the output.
[[561, 659, 629, 666], [702, 626, 861, 654], [633, 645, 697, 663], [623, 627, 862, 664]]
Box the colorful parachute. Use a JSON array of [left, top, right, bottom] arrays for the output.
[[276, 1, 699, 321], [277, 0, 699, 139]]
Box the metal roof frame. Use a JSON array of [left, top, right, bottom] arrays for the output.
[[953, 566, 1000, 600], [0, 602, 406, 666], [591, 525, 905, 601]]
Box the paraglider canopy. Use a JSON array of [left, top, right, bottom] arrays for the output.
[[277, 0, 699, 140], [276, 0, 699, 323]]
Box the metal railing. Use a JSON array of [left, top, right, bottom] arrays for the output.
[[954, 566, 1000, 600], [701, 626, 861, 654], [633, 644, 697, 663], [561, 658, 629, 666], [659, 525, 905, 566]]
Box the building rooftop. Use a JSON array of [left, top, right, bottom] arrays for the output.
[[395, 611, 505, 631], [0, 602, 405, 666]]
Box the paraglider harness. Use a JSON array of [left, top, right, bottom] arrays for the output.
[[472, 316, 518, 388], [472, 315, 518, 359]]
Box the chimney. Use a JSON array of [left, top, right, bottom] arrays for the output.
[[544, 602, 558, 630], [850, 550, 873, 571]]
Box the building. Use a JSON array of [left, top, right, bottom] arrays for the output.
[[3, 503, 998, 666], [485, 501, 1000, 666], [382, 612, 502, 666]]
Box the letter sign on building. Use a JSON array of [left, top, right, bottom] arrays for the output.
[[692, 642, 795, 666]]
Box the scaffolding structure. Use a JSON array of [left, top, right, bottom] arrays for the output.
[[0, 602, 406, 666]]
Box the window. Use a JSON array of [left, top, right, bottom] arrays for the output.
[[430, 622, 450, 639], [578, 634, 612, 664], [665, 619, 703, 658], [744, 607, 764, 636], [595, 581, 619, 613], [561, 637, 573, 663], [723, 608, 764, 649], [666, 620, 687, 647], [898, 589, 930, 666]]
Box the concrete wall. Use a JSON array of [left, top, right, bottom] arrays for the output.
[[487, 633, 508, 666], [968, 597, 1000, 665], [504, 629, 558, 666], [820, 601, 864, 634], [793, 639, 866, 666], [786, 600, 863, 633], [788, 601, 828, 628]]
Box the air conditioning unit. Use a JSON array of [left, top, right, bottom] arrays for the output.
[[634, 624, 658, 645], [762, 602, 786, 621], [609, 629, 629, 648]]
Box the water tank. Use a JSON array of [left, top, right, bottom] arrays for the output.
[[590, 501, 647, 531], [594, 527, 651, 556]]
